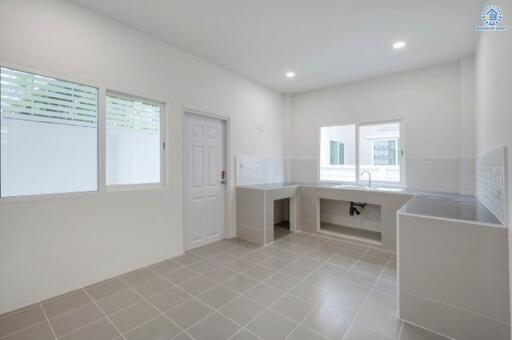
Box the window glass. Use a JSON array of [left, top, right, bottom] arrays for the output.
[[106, 94, 161, 185], [0, 67, 98, 197], [359, 122, 400, 182], [320, 124, 356, 182]]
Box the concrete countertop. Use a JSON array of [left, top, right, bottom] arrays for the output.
[[237, 182, 504, 227], [398, 193, 503, 226]]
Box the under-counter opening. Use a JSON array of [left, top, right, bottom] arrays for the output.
[[274, 198, 291, 240], [319, 198, 382, 244]]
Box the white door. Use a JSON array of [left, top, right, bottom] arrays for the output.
[[184, 113, 226, 250]]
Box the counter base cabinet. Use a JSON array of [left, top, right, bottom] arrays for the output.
[[397, 214, 510, 340], [299, 187, 411, 251], [236, 186, 298, 245]]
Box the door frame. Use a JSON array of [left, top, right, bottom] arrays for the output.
[[182, 108, 231, 251]]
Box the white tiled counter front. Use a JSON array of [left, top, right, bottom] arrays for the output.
[[397, 195, 509, 340]]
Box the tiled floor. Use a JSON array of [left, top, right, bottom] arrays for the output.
[[0, 232, 450, 340], [274, 223, 292, 240]]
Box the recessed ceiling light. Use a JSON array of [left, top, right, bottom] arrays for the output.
[[393, 41, 406, 49], [285, 71, 295, 78]]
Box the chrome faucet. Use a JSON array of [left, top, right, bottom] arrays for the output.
[[360, 170, 372, 189]]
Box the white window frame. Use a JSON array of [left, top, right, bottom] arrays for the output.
[[318, 119, 404, 188], [104, 90, 167, 191], [0, 62, 168, 203]]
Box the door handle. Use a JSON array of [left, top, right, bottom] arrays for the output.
[[221, 170, 226, 185]]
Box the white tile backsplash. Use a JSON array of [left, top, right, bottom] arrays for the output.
[[406, 158, 476, 195], [476, 146, 507, 224], [236, 155, 286, 185]]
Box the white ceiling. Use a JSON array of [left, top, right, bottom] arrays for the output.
[[71, 0, 483, 93]]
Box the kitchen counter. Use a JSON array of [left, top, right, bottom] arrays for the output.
[[399, 193, 503, 226], [238, 182, 504, 226]]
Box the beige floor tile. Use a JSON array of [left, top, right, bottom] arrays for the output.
[[243, 265, 276, 281], [399, 322, 451, 340], [373, 278, 398, 296], [120, 268, 157, 286], [360, 254, 389, 266], [224, 258, 257, 272], [173, 253, 202, 266], [132, 277, 173, 298], [245, 283, 284, 307], [302, 305, 352, 339], [196, 285, 238, 309], [264, 272, 298, 291], [365, 290, 397, 314], [304, 272, 340, 290], [186, 259, 218, 274], [201, 265, 238, 283], [225, 246, 254, 257], [1, 321, 54, 340], [42, 290, 91, 318], [174, 331, 194, 340], [230, 329, 261, 340], [293, 257, 323, 270], [344, 323, 395, 340], [315, 292, 362, 320], [85, 278, 128, 301], [280, 264, 312, 280], [335, 280, 371, 300], [178, 276, 217, 296], [287, 326, 328, 340], [328, 254, 358, 268], [209, 252, 238, 264], [219, 296, 265, 326], [318, 263, 348, 278], [260, 257, 289, 271], [242, 252, 270, 264], [270, 294, 313, 322], [365, 248, 393, 259], [59, 318, 120, 340], [381, 268, 397, 282], [96, 288, 142, 315], [187, 313, 240, 340], [148, 259, 182, 275], [165, 299, 213, 329], [289, 282, 332, 305], [0, 304, 46, 337], [246, 310, 297, 340], [352, 261, 385, 277], [272, 250, 298, 263], [223, 274, 259, 294], [109, 301, 159, 333], [353, 305, 402, 339], [343, 244, 368, 254], [162, 267, 199, 285], [147, 287, 191, 313], [308, 249, 336, 262], [124, 316, 181, 340], [344, 270, 378, 288], [49, 303, 104, 337]]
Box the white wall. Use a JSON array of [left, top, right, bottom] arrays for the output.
[[474, 0, 512, 332], [289, 58, 476, 192], [0, 0, 285, 313]]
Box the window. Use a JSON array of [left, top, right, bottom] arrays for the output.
[[106, 93, 162, 186], [320, 124, 356, 182], [0, 67, 98, 197], [359, 122, 400, 183], [372, 139, 398, 165], [329, 141, 344, 165], [320, 121, 401, 184]]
